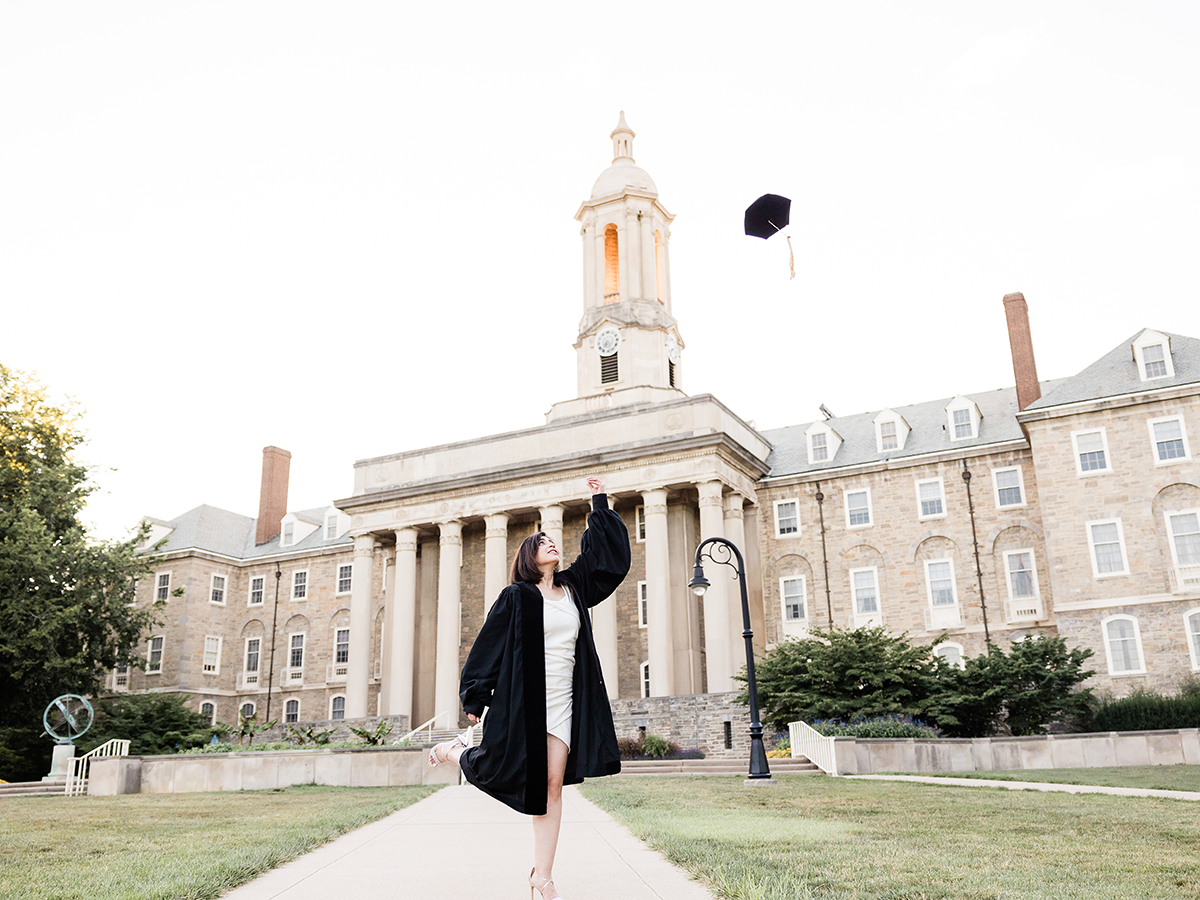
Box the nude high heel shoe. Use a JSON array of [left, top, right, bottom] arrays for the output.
[[427, 734, 467, 767], [530, 867, 562, 900]]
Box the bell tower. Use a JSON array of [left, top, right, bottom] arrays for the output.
[[548, 113, 685, 421]]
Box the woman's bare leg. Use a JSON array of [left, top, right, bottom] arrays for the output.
[[531, 734, 569, 898]]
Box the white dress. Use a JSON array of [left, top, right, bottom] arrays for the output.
[[544, 584, 581, 749]]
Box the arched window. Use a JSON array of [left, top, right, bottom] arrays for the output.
[[285, 699, 300, 723], [654, 230, 666, 303], [200, 702, 215, 726], [330, 695, 346, 720], [1102, 615, 1145, 675], [640, 662, 650, 699], [934, 643, 965, 669], [604, 224, 619, 303], [1184, 609, 1200, 671], [240, 702, 256, 721]]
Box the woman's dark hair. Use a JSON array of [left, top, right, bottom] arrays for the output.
[[510, 531, 559, 585]]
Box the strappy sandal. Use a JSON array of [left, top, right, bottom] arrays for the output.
[[530, 867, 563, 900], [427, 734, 467, 767]]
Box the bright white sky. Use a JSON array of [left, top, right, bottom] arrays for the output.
[[3, 2, 1197, 541]]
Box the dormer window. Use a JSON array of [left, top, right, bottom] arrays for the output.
[[945, 397, 981, 442], [805, 423, 841, 465], [1133, 330, 1175, 382], [282, 522, 294, 546], [880, 422, 897, 450], [873, 410, 910, 453]]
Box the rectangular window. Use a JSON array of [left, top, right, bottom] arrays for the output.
[[993, 467, 1024, 507], [210, 574, 226, 605], [155, 573, 171, 601], [774, 499, 799, 537], [293, 570, 308, 600], [147, 636, 164, 674], [811, 432, 828, 461], [916, 478, 944, 519], [852, 568, 879, 615], [326, 516, 338, 540], [1073, 429, 1110, 475], [331, 696, 346, 720], [249, 576, 264, 605], [1168, 512, 1200, 566], [290, 633, 305, 669], [1151, 418, 1188, 462], [638, 582, 648, 628], [1186, 611, 1200, 671], [952, 408, 973, 439], [926, 561, 957, 607], [203, 636, 221, 674], [1088, 520, 1128, 576], [780, 576, 806, 622], [1006, 551, 1037, 599], [879, 421, 898, 451], [245, 638, 260, 673], [337, 565, 353, 594], [845, 490, 871, 528], [335, 628, 350, 664], [1143, 343, 1167, 379], [285, 699, 300, 723], [282, 522, 294, 545], [1105, 618, 1143, 674], [635, 506, 646, 542]]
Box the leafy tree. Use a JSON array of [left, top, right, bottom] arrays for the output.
[[924, 649, 1012, 738], [0, 365, 162, 781], [738, 627, 942, 731], [1002, 635, 1095, 735], [80, 693, 217, 756]]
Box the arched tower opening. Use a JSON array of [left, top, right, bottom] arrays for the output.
[[604, 224, 620, 303]]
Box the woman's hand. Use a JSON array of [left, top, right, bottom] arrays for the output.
[[467, 713, 480, 724], [586, 476, 605, 495]]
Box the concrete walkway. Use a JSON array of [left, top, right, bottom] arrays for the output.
[[221, 783, 715, 900], [846, 773, 1200, 801]]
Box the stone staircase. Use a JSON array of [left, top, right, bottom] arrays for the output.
[[412, 729, 469, 746], [0, 779, 78, 798], [618, 756, 819, 776]]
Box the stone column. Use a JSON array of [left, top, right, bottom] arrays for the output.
[[640, 214, 657, 303], [626, 209, 642, 301], [660, 228, 673, 312], [386, 528, 418, 719], [434, 520, 463, 725], [595, 226, 607, 304], [592, 595, 619, 700], [697, 481, 733, 693], [346, 535, 375, 719], [483, 514, 510, 615], [642, 489, 673, 696], [539, 505, 564, 558], [618, 219, 631, 303], [723, 493, 748, 675]]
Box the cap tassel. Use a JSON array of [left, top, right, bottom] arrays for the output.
[[787, 235, 795, 280]]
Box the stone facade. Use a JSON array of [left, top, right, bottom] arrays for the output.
[[609, 692, 753, 758]]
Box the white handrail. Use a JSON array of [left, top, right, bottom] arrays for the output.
[[65, 738, 131, 796], [789, 721, 838, 776], [396, 710, 457, 745]]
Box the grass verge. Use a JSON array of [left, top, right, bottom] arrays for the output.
[[0, 783, 440, 900], [580, 775, 1200, 900], [894, 764, 1200, 792]]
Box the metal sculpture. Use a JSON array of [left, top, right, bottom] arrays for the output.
[[43, 694, 95, 745]]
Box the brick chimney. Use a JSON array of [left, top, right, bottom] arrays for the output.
[[255, 446, 291, 545], [1003, 292, 1041, 411]]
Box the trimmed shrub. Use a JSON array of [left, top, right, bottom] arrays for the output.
[[1092, 677, 1200, 731], [809, 714, 941, 739]]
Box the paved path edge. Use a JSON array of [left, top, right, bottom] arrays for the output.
[[845, 773, 1200, 801]]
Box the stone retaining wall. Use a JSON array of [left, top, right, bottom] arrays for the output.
[[828, 728, 1200, 775], [88, 745, 456, 796], [609, 691, 761, 757]]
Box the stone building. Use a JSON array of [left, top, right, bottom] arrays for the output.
[[118, 116, 1200, 739]]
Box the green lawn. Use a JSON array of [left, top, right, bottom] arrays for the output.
[[0, 784, 440, 900], [580, 775, 1200, 900], [892, 765, 1200, 792]]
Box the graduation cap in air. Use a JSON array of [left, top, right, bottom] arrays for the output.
[[744, 193, 795, 279]]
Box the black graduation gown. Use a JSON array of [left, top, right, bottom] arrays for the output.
[[457, 493, 631, 815]]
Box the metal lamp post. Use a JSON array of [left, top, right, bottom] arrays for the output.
[[689, 537, 773, 782]]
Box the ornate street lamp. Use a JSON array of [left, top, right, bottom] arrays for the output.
[[689, 537, 773, 782]]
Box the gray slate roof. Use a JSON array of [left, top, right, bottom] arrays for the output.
[[761, 383, 1061, 479], [1026, 329, 1200, 410], [147, 505, 350, 559]]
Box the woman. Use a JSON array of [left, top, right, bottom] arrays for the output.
[[428, 476, 630, 900]]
